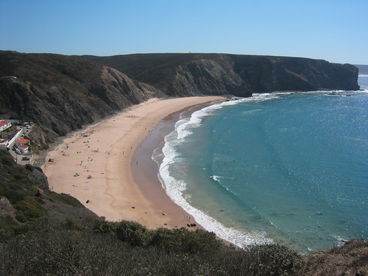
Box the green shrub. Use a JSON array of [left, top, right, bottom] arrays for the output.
[[247, 244, 303, 275], [94, 221, 222, 254], [93, 220, 118, 234], [0, 216, 40, 242], [0, 216, 305, 275], [0, 227, 305, 276], [150, 227, 221, 254], [48, 192, 84, 208], [0, 216, 18, 241], [115, 221, 152, 246], [180, 229, 221, 254], [149, 227, 181, 251], [0, 186, 26, 203], [59, 219, 83, 231], [14, 197, 46, 222]]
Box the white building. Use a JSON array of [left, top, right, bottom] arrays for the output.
[[0, 120, 11, 132], [15, 138, 31, 154], [17, 144, 30, 154]]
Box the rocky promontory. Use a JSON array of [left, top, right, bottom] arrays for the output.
[[84, 53, 359, 96]]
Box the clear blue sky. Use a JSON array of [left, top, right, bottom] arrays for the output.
[[1, 0, 367, 64]]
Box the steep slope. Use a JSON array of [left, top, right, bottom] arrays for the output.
[[84, 53, 359, 96], [0, 151, 97, 241], [0, 51, 162, 137]]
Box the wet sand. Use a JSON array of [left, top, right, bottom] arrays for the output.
[[42, 97, 224, 229], [131, 104, 207, 229]]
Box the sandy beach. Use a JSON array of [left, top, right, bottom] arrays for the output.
[[42, 96, 224, 229]]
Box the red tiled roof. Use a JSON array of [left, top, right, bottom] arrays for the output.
[[16, 138, 30, 144], [19, 145, 29, 149], [0, 121, 9, 127]]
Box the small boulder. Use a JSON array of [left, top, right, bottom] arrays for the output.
[[0, 197, 16, 218]]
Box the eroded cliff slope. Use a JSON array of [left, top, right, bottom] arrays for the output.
[[0, 51, 359, 138], [84, 53, 359, 96], [0, 51, 162, 137]]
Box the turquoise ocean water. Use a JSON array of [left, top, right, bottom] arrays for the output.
[[155, 76, 368, 253]]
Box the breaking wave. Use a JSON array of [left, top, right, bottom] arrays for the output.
[[155, 94, 280, 248]]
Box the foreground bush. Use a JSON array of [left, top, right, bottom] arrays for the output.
[[93, 220, 222, 254], [0, 221, 303, 275], [248, 244, 302, 275]]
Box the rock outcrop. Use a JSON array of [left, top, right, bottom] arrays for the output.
[[0, 51, 162, 137], [0, 197, 16, 218], [84, 53, 360, 96], [301, 239, 368, 275]]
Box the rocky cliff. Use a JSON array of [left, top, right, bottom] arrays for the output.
[[0, 51, 359, 138], [0, 51, 162, 137], [84, 53, 360, 96]]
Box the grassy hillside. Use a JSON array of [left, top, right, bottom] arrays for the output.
[[0, 151, 96, 241]]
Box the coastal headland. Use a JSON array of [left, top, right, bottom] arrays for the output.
[[42, 96, 224, 229]]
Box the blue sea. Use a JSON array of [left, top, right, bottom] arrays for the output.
[[155, 76, 368, 253]]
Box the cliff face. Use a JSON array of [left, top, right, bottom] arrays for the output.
[[84, 53, 360, 96], [232, 55, 359, 92], [0, 51, 359, 137], [0, 51, 162, 136]]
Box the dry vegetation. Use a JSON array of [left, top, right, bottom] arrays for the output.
[[0, 151, 367, 275]]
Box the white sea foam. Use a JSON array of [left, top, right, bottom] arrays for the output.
[[241, 109, 262, 116], [159, 142, 271, 247], [157, 91, 367, 248], [210, 175, 231, 193], [210, 175, 222, 182], [273, 89, 368, 95], [156, 94, 279, 248], [332, 235, 349, 247], [175, 93, 280, 140]]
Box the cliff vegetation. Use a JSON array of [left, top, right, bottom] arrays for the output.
[[0, 151, 367, 275]]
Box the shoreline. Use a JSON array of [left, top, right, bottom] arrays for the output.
[[42, 96, 225, 229], [131, 103, 212, 229]]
